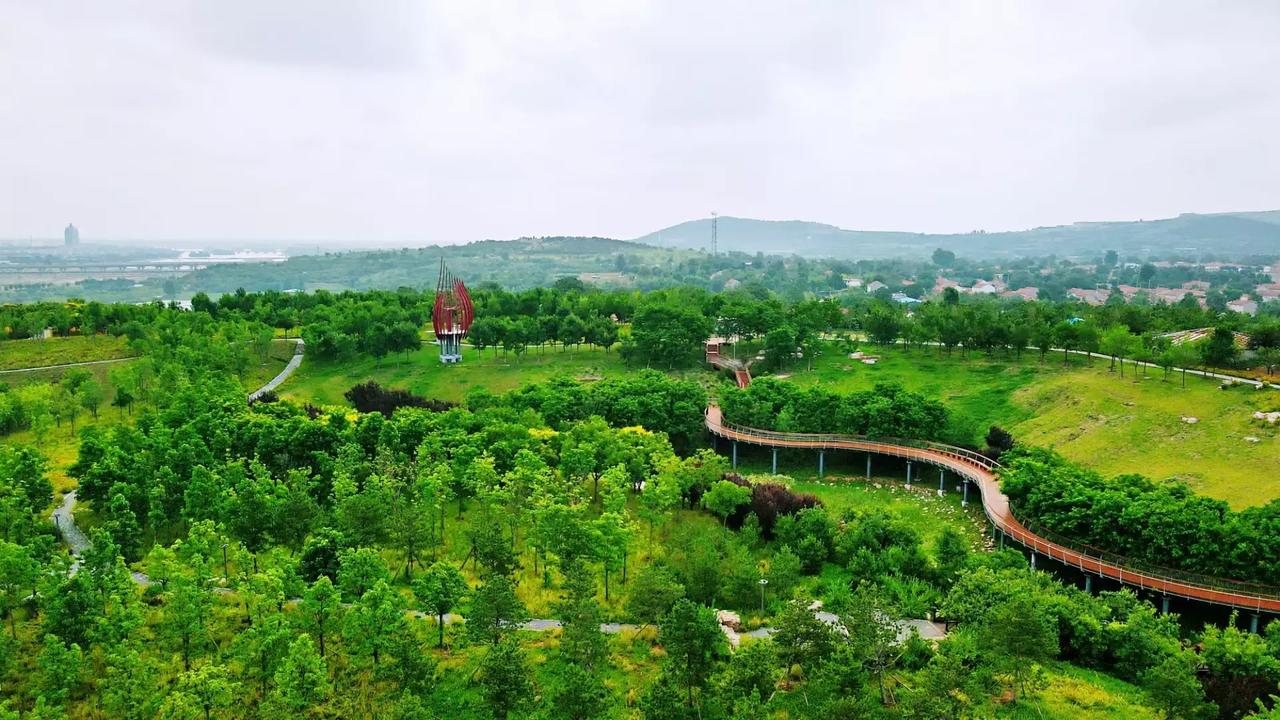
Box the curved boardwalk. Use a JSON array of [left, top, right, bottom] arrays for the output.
[[704, 344, 1280, 614]]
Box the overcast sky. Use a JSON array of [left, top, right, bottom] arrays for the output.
[[2, 1, 1278, 246]]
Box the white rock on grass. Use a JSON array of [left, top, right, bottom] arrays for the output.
[[1182, 416, 1199, 424], [716, 610, 742, 631]]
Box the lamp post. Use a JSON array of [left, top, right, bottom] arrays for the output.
[[758, 578, 769, 614]]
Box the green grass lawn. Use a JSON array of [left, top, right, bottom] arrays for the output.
[[2, 358, 129, 498], [282, 344, 630, 406], [0, 334, 134, 369], [996, 662, 1157, 720], [779, 342, 1280, 508], [728, 455, 989, 555], [241, 338, 294, 393]]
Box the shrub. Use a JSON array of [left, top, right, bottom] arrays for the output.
[[721, 474, 821, 538], [343, 381, 455, 417], [984, 425, 1014, 460], [249, 390, 279, 405], [1000, 446, 1280, 585]]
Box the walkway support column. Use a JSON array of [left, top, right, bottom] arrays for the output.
[[938, 468, 945, 496], [1084, 575, 1093, 593], [1251, 613, 1261, 634], [1161, 596, 1170, 615], [731, 441, 738, 470], [771, 448, 778, 475], [961, 480, 969, 507], [865, 454, 871, 480], [1030, 551, 1036, 569], [906, 461, 912, 488], [818, 451, 824, 478]]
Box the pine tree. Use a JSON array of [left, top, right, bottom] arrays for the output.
[[466, 575, 528, 646], [342, 581, 406, 666], [659, 599, 723, 708], [163, 574, 211, 672], [556, 560, 606, 670], [37, 634, 85, 706], [478, 638, 534, 720]]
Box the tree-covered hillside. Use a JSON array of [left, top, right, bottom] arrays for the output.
[[636, 211, 1280, 259]]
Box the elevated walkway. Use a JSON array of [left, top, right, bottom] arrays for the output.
[[704, 346, 1280, 613]]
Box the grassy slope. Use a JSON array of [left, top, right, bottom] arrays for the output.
[[0, 334, 133, 369], [241, 338, 294, 393], [4, 362, 124, 497], [282, 344, 630, 406], [785, 343, 1280, 508], [997, 663, 1157, 720]]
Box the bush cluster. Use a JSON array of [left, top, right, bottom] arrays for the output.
[[343, 381, 455, 417], [721, 474, 820, 537], [720, 379, 950, 441]]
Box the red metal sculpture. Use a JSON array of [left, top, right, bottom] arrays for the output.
[[432, 259, 473, 363]]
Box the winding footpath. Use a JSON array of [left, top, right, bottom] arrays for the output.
[[50, 491, 88, 573], [705, 343, 1280, 614]]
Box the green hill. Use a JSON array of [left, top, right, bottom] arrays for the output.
[[635, 211, 1280, 260]]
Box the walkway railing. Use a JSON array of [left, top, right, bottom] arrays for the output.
[[1010, 515, 1280, 600], [710, 412, 1001, 472]]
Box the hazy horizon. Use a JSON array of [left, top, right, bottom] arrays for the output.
[[3, 1, 1279, 247], [4, 206, 1278, 252]]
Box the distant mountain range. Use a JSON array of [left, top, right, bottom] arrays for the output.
[[632, 211, 1280, 260]]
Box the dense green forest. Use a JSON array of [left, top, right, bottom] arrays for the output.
[[2, 283, 1280, 719]]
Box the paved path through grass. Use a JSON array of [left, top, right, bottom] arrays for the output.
[[0, 356, 136, 375], [248, 338, 304, 401]]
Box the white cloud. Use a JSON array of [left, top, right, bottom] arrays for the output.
[[0, 0, 1277, 245]]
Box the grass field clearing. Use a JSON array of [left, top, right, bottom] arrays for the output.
[[0, 334, 134, 369], [776, 342, 1280, 508], [996, 662, 1158, 720], [283, 344, 631, 406]]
